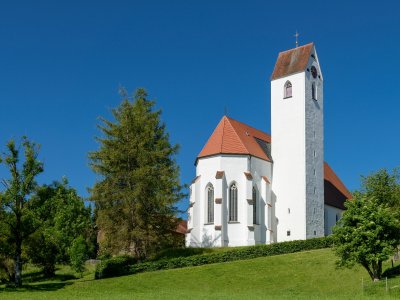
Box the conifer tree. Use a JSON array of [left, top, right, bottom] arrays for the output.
[[89, 88, 184, 259]]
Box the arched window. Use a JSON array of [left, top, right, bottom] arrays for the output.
[[229, 183, 238, 222], [252, 187, 257, 224], [312, 82, 317, 100], [207, 185, 214, 223], [284, 81, 292, 98]]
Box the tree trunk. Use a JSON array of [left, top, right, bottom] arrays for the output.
[[14, 214, 23, 287], [14, 251, 22, 287]]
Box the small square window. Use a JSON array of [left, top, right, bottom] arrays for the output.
[[287, 230, 291, 236]]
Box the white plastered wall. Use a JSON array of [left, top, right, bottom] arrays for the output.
[[186, 155, 272, 247]]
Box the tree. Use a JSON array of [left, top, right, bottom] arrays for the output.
[[0, 137, 43, 286], [26, 179, 94, 276], [69, 236, 88, 277], [89, 88, 184, 259], [332, 195, 400, 281], [357, 168, 400, 213]]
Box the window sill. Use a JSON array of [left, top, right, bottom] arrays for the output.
[[204, 223, 214, 225], [283, 96, 292, 99], [228, 221, 240, 224]]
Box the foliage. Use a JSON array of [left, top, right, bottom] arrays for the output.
[[89, 88, 184, 259], [69, 236, 88, 277], [0, 137, 44, 286], [94, 255, 137, 279], [95, 236, 333, 279], [356, 168, 400, 214], [332, 195, 400, 281], [149, 247, 215, 261], [25, 179, 94, 276]]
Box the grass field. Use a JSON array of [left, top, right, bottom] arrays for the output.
[[1, 248, 400, 299]]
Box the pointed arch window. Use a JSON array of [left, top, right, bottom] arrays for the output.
[[284, 81, 292, 98], [207, 185, 214, 223], [312, 82, 317, 100], [252, 186, 257, 224], [229, 183, 238, 222]]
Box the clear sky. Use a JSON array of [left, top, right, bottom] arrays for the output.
[[1, 1, 399, 217]]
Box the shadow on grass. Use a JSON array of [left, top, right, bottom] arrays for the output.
[[1, 281, 72, 293], [382, 265, 400, 278], [22, 269, 76, 283]]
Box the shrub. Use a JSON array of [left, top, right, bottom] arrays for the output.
[[95, 255, 137, 279], [69, 236, 88, 277], [95, 237, 333, 279], [150, 247, 214, 261]]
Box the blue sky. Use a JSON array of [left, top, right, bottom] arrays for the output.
[[1, 1, 399, 216]]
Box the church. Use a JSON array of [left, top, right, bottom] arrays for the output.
[[186, 43, 352, 247]]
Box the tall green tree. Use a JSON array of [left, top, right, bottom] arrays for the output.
[[89, 88, 184, 259], [0, 137, 43, 286]]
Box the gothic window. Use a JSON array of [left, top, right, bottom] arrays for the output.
[[207, 185, 214, 223], [229, 183, 238, 222], [312, 82, 317, 100], [284, 81, 292, 98], [252, 187, 257, 224]]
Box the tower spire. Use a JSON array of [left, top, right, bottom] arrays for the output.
[[294, 31, 299, 48]]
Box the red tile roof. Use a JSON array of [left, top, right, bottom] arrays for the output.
[[197, 116, 351, 205], [271, 43, 314, 80], [198, 116, 271, 161], [324, 162, 352, 201]]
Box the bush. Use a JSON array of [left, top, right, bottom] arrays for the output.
[[69, 236, 88, 276], [95, 237, 333, 279], [150, 247, 215, 261], [95, 255, 137, 279]]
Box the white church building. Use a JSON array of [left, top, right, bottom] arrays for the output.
[[186, 43, 352, 247]]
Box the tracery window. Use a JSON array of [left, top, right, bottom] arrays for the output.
[[207, 185, 214, 223], [252, 187, 257, 224], [229, 183, 238, 222], [284, 81, 292, 98]]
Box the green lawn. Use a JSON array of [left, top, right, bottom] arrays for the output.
[[1, 248, 400, 299]]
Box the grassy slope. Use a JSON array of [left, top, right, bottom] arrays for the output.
[[1, 248, 400, 299]]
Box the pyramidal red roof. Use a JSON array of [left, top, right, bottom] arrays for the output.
[[198, 116, 271, 161], [197, 116, 352, 201], [271, 43, 314, 80]]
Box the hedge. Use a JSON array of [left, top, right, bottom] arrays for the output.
[[95, 255, 137, 279], [95, 236, 333, 279]]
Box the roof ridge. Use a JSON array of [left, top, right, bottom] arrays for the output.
[[278, 42, 314, 55], [224, 117, 251, 154], [220, 116, 226, 153], [226, 116, 271, 140]]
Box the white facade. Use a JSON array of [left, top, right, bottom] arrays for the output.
[[271, 46, 324, 242], [186, 44, 346, 247], [186, 155, 273, 247]]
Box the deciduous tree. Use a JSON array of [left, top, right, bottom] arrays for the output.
[[333, 195, 400, 281], [0, 137, 43, 286]]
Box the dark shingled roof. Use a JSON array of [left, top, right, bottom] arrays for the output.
[[271, 43, 314, 80]]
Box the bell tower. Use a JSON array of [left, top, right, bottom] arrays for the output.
[[270, 43, 324, 242]]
